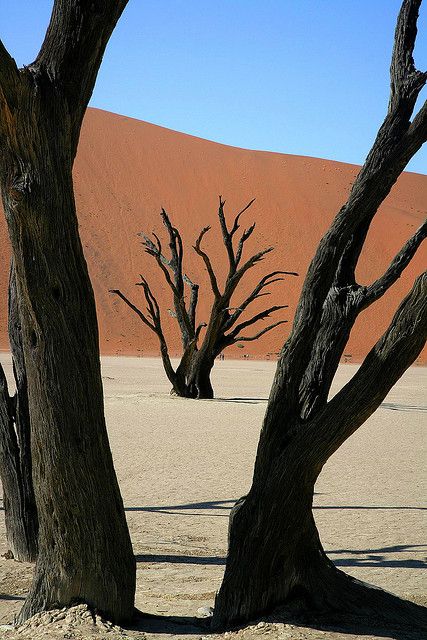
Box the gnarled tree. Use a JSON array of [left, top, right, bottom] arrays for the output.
[[111, 199, 297, 399], [0, 0, 135, 624], [212, 0, 427, 630]]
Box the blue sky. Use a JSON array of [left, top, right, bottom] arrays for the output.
[[1, 1, 426, 173]]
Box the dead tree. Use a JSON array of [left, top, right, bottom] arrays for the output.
[[111, 199, 297, 398], [212, 0, 427, 630], [0, 264, 38, 563], [0, 0, 135, 624]]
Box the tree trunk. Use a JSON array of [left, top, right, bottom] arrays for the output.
[[0, 70, 135, 623], [0, 362, 37, 562], [212, 273, 427, 630], [0, 263, 39, 562], [214, 428, 427, 630], [187, 349, 215, 399]]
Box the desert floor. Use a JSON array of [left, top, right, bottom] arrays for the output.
[[0, 356, 425, 640]]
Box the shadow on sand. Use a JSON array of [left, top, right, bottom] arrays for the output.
[[125, 597, 427, 640]]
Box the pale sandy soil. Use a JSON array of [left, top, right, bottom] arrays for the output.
[[0, 356, 426, 640]]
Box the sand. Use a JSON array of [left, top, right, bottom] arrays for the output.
[[0, 355, 425, 640], [1, 107, 426, 363]]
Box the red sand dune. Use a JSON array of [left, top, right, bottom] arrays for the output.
[[0, 107, 426, 363]]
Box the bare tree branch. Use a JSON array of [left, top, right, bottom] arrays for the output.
[[232, 320, 288, 344], [217, 196, 257, 272], [389, 0, 426, 114], [224, 246, 275, 300], [188, 283, 199, 330], [33, 0, 129, 149], [235, 223, 256, 267], [217, 196, 236, 271], [227, 270, 298, 328], [227, 305, 289, 341], [0, 39, 19, 98], [194, 226, 221, 300], [361, 220, 427, 307], [110, 285, 178, 390], [230, 198, 256, 237], [139, 232, 196, 288], [160, 208, 184, 295], [306, 271, 427, 467], [109, 289, 156, 332]]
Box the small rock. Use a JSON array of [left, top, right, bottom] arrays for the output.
[[196, 606, 214, 619], [256, 621, 266, 629]]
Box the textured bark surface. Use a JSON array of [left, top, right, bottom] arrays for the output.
[[0, 359, 37, 563], [112, 202, 297, 399], [213, 0, 427, 630], [0, 0, 135, 624]]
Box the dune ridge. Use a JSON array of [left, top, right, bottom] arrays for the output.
[[0, 107, 425, 362]]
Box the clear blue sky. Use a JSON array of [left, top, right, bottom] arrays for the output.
[[1, 1, 426, 173]]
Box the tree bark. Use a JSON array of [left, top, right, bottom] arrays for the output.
[[213, 0, 427, 630], [0, 360, 37, 562], [213, 275, 427, 630], [0, 0, 135, 624], [0, 263, 39, 562]]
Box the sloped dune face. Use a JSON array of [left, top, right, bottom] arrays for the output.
[[0, 107, 426, 362]]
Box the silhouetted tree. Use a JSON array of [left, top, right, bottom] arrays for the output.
[[0, 0, 135, 624], [212, 0, 427, 630], [111, 198, 297, 398]]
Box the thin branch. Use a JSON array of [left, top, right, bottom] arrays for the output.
[[160, 208, 184, 294], [224, 246, 275, 300], [224, 270, 297, 332], [194, 226, 221, 300], [188, 284, 199, 330], [235, 223, 256, 267], [232, 320, 288, 344], [138, 232, 196, 288], [217, 196, 236, 272], [141, 232, 179, 296], [229, 198, 256, 237], [109, 289, 156, 333], [361, 220, 427, 307], [227, 305, 288, 340]]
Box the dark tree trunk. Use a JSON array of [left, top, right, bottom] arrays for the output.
[[1, 263, 39, 562], [213, 0, 427, 630], [0, 0, 135, 624], [0, 361, 37, 562], [187, 350, 215, 399], [214, 277, 427, 633]]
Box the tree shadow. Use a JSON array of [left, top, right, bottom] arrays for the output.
[[380, 402, 427, 412], [0, 593, 25, 601], [125, 498, 235, 517], [327, 543, 427, 569], [124, 498, 426, 517], [212, 397, 268, 404], [134, 543, 425, 570], [135, 553, 225, 565], [124, 597, 426, 639]]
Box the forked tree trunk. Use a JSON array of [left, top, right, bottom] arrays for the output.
[[0, 0, 135, 624], [213, 0, 427, 629], [212, 262, 427, 632]]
